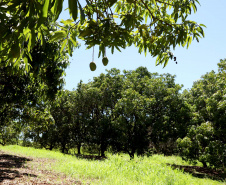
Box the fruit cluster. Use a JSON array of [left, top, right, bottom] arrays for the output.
[[89, 57, 109, 71]]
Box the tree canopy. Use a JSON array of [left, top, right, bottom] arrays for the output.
[[0, 0, 205, 70], [177, 59, 226, 168], [0, 18, 69, 134]]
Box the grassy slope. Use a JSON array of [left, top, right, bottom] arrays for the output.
[[0, 145, 224, 185]]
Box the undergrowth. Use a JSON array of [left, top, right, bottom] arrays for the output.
[[0, 145, 225, 185]]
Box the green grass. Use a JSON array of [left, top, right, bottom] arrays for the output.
[[0, 145, 225, 185]]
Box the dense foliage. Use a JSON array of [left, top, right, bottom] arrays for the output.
[[1, 0, 205, 70], [21, 67, 186, 156], [177, 59, 226, 169], [0, 28, 69, 146]]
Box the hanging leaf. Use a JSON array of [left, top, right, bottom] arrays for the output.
[[53, 0, 63, 21], [78, 1, 85, 24], [42, 0, 50, 18], [60, 39, 67, 52], [68, 0, 78, 21]]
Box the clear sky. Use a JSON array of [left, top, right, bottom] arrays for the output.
[[60, 0, 226, 91]]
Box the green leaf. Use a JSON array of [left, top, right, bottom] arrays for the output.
[[40, 31, 45, 46], [62, 19, 74, 25], [68, 39, 72, 56], [111, 46, 114, 54], [42, 0, 50, 18], [199, 24, 207, 28], [53, 0, 63, 21], [199, 26, 205, 37], [13, 55, 22, 67], [163, 58, 168, 68], [69, 37, 78, 47], [60, 39, 67, 52], [28, 29, 36, 52], [51, 31, 67, 42], [41, 24, 49, 33], [78, 2, 85, 24], [115, 46, 121, 52], [68, 0, 78, 21], [79, 29, 92, 37]]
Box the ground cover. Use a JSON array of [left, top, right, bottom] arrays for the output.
[[0, 145, 225, 185]]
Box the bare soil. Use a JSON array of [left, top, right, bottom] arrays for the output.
[[0, 150, 82, 185]]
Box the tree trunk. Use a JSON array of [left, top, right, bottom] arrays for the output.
[[129, 152, 134, 160], [100, 143, 107, 157], [128, 149, 135, 160], [61, 143, 66, 153], [202, 161, 207, 168], [49, 143, 53, 150], [77, 143, 81, 155]]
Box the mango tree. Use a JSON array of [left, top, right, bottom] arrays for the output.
[[177, 59, 226, 169]]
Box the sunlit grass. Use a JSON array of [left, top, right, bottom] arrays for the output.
[[0, 145, 224, 185]]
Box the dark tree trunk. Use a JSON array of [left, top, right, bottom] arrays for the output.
[[49, 143, 53, 150], [77, 143, 81, 155], [129, 152, 134, 160], [61, 143, 66, 153], [100, 143, 107, 157], [202, 161, 207, 168], [128, 148, 135, 160]]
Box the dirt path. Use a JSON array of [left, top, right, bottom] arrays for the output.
[[0, 151, 82, 185]]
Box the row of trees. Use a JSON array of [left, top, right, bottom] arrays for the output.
[[29, 67, 191, 159], [4, 59, 224, 169]]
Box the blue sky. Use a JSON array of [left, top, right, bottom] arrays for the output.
[[60, 0, 226, 91]]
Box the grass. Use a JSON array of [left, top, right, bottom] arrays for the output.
[[0, 145, 225, 185]]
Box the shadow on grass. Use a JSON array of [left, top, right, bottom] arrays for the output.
[[0, 152, 37, 183], [74, 154, 107, 161], [167, 163, 226, 182]]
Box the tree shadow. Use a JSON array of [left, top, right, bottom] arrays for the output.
[[0, 153, 37, 183], [167, 163, 226, 182], [74, 154, 107, 161]]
